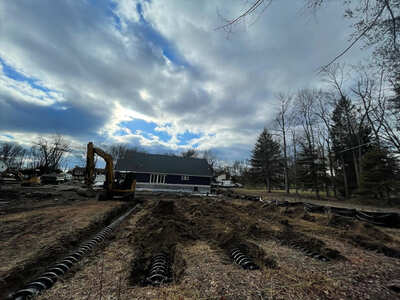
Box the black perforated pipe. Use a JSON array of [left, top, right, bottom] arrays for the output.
[[11, 206, 137, 300], [287, 240, 329, 262], [145, 252, 171, 286], [230, 248, 259, 270]]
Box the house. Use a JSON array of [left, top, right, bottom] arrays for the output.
[[115, 152, 213, 193]]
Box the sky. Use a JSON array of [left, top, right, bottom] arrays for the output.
[[0, 0, 367, 165]]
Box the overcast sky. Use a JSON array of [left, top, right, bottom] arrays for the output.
[[0, 0, 366, 164]]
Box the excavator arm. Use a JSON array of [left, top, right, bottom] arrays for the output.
[[85, 142, 113, 192], [85, 142, 136, 201]]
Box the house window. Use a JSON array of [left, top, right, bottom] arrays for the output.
[[150, 174, 166, 184], [181, 175, 190, 181]]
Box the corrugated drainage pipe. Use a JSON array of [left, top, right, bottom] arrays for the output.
[[11, 206, 137, 300], [230, 248, 259, 270]]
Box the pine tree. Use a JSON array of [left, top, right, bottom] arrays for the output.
[[250, 128, 282, 192], [296, 144, 327, 199], [359, 148, 399, 200], [330, 96, 372, 197]]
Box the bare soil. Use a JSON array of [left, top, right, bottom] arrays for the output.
[[0, 183, 130, 298], [2, 185, 400, 299], [24, 192, 400, 299]]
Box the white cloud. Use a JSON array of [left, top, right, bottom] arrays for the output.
[[0, 0, 369, 162]]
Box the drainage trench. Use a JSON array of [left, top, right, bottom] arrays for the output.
[[145, 252, 172, 286], [287, 240, 330, 262], [10, 206, 137, 300], [230, 247, 259, 270]]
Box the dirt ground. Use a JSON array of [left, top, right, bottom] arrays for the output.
[[2, 190, 391, 299], [2, 185, 400, 299], [0, 183, 129, 298]]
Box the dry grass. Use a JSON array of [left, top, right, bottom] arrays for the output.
[[235, 188, 400, 213], [8, 194, 400, 299], [0, 200, 122, 280]]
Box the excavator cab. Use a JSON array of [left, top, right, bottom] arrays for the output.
[[85, 142, 136, 201]]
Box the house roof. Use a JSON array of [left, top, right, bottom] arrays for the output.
[[115, 152, 213, 177]]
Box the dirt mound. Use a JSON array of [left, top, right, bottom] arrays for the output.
[[302, 212, 316, 222], [328, 214, 355, 229], [278, 229, 344, 261], [347, 233, 400, 258]]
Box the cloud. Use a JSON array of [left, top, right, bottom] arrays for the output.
[[0, 0, 368, 163]]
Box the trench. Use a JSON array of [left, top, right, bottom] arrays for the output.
[[6, 203, 140, 300]]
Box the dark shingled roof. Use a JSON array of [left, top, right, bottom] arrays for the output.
[[115, 152, 213, 177]]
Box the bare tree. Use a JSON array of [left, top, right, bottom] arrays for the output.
[[295, 89, 324, 198], [218, 1, 399, 70], [273, 92, 293, 194], [202, 149, 217, 172], [31, 135, 71, 173], [314, 91, 337, 197], [352, 66, 385, 148], [0, 142, 26, 169], [107, 144, 131, 167], [181, 149, 198, 158]]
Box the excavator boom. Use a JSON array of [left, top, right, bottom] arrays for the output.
[[85, 142, 136, 201]]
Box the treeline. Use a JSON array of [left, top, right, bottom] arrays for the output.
[[0, 135, 71, 174], [247, 64, 400, 201]]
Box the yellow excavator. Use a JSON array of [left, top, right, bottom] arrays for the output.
[[85, 142, 136, 201]]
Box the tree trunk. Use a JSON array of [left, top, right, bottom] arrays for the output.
[[283, 128, 289, 194], [328, 147, 337, 198], [341, 155, 349, 198], [266, 177, 271, 193], [292, 131, 298, 195], [352, 150, 360, 188]]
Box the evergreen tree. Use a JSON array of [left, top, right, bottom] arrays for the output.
[[330, 96, 372, 197], [359, 147, 400, 200], [250, 128, 282, 192], [296, 143, 327, 199]]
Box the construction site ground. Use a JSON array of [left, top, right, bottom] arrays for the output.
[[1, 183, 400, 299]]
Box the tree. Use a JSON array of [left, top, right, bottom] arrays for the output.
[[273, 92, 293, 194], [107, 144, 131, 167], [0, 142, 26, 169], [181, 149, 198, 158], [202, 149, 217, 172], [250, 128, 282, 192], [293, 89, 331, 199], [296, 142, 327, 199], [31, 135, 71, 173], [359, 147, 399, 200], [330, 96, 373, 197]]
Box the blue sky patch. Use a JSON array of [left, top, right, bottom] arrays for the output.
[[0, 57, 52, 93], [120, 119, 171, 142], [177, 131, 202, 146], [134, 2, 189, 68]]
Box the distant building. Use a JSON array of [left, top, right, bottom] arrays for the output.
[[71, 166, 104, 180], [71, 166, 85, 180], [214, 172, 235, 187], [115, 152, 213, 193]]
